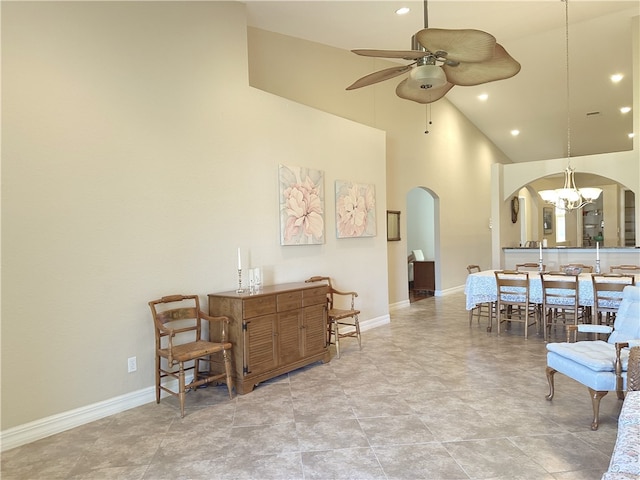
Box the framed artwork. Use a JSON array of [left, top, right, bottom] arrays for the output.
[[279, 165, 325, 245], [335, 180, 376, 238], [543, 207, 554, 235], [387, 211, 401, 241]]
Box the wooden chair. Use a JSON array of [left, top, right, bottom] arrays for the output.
[[610, 265, 640, 274], [466, 265, 493, 331], [494, 270, 537, 339], [305, 276, 361, 358], [149, 294, 234, 417], [546, 285, 640, 429], [560, 263, 594, 273], [541, 272, 584, 341], [516, 262, 544, 272], [592, 273, 636, 326]]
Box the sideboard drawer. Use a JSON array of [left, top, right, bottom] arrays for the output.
[[303, 286, 328, 306], [277, 291, 302, 312], [243, 296, 276, 318]]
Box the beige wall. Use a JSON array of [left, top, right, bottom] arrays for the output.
[[248, 28, 512, 301], [1, 2, 389, 432]]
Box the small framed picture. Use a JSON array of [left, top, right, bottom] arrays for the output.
[[387, 210, 401, 241]]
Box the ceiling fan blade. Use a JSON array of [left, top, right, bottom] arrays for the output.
[[346, 65, 412, 90], [395, 78, 454, 104], [352, 49, 427, 60], [416, 28, 496, 63], [443, 44, 521, 86]]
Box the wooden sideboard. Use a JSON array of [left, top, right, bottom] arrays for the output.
[[413, 260, 435, 293], [208, 282, 329, 394]]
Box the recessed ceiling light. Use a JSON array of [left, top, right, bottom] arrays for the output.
[[477, 93, 488, 101], [620, 106, 631, 114], [395, 7, 410, 15], [610, 74, 624, 83], [510, 129, 520, 137]]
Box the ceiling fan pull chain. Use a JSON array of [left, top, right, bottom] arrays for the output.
[[424, 104, 433, 134]]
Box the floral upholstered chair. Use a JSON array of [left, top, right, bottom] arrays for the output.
[[545, 285, 640, 430]]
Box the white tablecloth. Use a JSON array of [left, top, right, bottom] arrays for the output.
[[464, 270, 639, 311]]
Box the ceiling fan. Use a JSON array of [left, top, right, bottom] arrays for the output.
[[346, 1, 521, 104]]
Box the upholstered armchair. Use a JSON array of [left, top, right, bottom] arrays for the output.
[[545, 285, 640, 430]]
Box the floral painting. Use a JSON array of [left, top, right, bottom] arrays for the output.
[[335, 180, 376, 238], [279, 165, 325, 245]]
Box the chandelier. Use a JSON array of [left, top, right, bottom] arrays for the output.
[[537, 0, 602, 211], [538, 166, 602, 210]]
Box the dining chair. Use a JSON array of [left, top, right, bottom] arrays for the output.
[[560, 263, 594, 273], [494, 270, 537, 339], [149, 294, 234, 417], [305, 276, 361, 358], [540, 271, 585, 341], [610, 265, 640, 274], [466, 265, 493, 331], [592, 273, 636, 326], [516, 262, 545, 272]]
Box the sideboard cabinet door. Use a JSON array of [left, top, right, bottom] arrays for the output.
[[244, 314, 277, 377]]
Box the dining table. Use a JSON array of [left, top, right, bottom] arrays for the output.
[[464, 269, 640, 311]]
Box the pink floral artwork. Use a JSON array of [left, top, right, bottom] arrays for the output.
[[279, 165, 325, 245], [335, 180, 376, 238]]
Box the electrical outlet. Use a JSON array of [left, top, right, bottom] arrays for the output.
[[127, 356, 137, 373]]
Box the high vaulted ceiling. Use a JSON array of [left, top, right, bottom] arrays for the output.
[[244, 1, 638, 163]]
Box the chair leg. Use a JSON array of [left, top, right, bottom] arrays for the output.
[[334, 321, 340, 359], [355, 315, 362, 351], [222, 348, 234, 399], [588, 388, 608, 431], [545, 366, 556, 400], [178, 363, 186, 418], [155, 355, 161, 404]]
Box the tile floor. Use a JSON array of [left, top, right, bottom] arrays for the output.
[[2, 292, 622, 479]]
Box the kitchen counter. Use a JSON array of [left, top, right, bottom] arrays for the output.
[[502, 246, 639, 272]]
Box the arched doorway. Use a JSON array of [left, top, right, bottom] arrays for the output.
[[406, 187, 440, 301]]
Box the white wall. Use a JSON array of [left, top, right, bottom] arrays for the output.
[[1, 2, 388, 435]]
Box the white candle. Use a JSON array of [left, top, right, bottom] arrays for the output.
[[237, 247, 242, 270], [539, 242, 542, 261], [596, 242, 599, 261]]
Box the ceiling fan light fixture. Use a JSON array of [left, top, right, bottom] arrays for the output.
[[408, 64, 447, 90]]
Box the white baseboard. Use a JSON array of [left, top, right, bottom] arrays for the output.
[[1, 385, 156, 452], [437, 284, 465, 296], [390, 299, 411, 311], [360, 314, 390, 331], [1, 318, 393, 453]]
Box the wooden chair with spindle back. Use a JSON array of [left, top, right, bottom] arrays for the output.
[[149, 294, 234, 417]]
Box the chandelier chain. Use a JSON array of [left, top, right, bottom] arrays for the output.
[[564, 0, 571, 162], [537, 0, 602, 211]]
